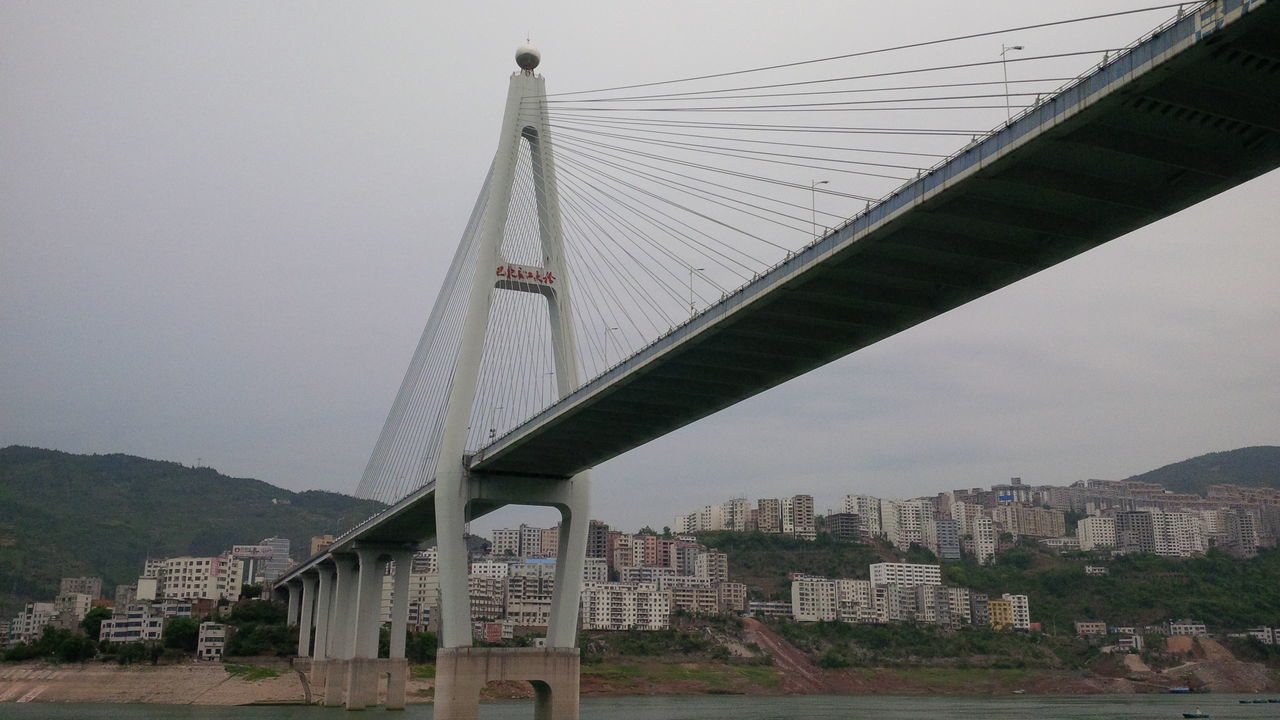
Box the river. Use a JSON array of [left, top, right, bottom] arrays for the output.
[[1, 695, 1273, 719]]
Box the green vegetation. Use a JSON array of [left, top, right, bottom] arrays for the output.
[[224, 600, 293, 657], [1125, 445, 1280, 495], [0, 446, 385, 615], [2, 627, 99, 663], [943, 544, 1280, 631], [771, 619, 1092, 669], [224, 663, 281, 681], [696, 531, 881, 600], [163, 617, 199, 652]]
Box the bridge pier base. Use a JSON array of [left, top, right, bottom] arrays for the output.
[[433, 647, 579, 720], [323, 658, 348, 707], [309, 658, 328, 696]]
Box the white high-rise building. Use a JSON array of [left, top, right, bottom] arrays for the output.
[[1078, 516, 1116, 551], [843, 495, 883, 538], [579, 582, 671, 630], [1002, 593, 1031, 630], [791, 575, 837, 622], [869, 562, 942, 587], [974, 517, 997, 565]]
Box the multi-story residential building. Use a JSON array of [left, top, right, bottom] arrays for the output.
[[468, 576, 506, 622], [1002, 594, 1031, 630], [470, 560, 511, 579], [197, 622, 227, 660], [756, 498, 782, 533], [505, 575, 554, 627], [310, 534, 335, 556], [115, 584, 138, 607], [259, 537, 291, 583], [947, 587, 972, 626], [54, 593, 93, 623], [100, 603, 165, 643], [914, 585, 952, 626], [587, 520, 610, 559], [825, 512, 860, 540], [1078, 516, 1116, 551], [843, 495, 883, 538], [156, 554, 243, 602], [722, 498, 752, 532], [580, 582, 671, 630], [413, 548, 439, 574], [583, 557, 608, 584], [922, 519, 961, 560], [718, 582, 747, 613], [668, 584, 720, 615], [883, 499, 934, 549], [58, 577, 102, 599], [993, 505, 1066, 539], [969, 592, 990, 627], [10, 602, 55, 645], [1224, 509, 1259, 558], [782, 495, 816, 540], [974, 517, 997, 565], [695, 551, 729, 585], [950, 501, 983, 539], [988, 597, 1014, 630], [1075, 620, 1107, 636], [519, 525, 544, 558], [791, 575, 838, 622], [540, 526, 560, 559], [1169, 619, 1207, 636], [492, 528, 520, 556], [869, 562, 941, 587]]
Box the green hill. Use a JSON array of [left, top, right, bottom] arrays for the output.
[[1124, 445, 1280, 495], [0, 446, 384, 615]]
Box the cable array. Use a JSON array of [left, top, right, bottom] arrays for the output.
[[355, 3, 1202, 504]]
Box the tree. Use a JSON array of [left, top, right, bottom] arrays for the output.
[[164, 617, 200, 652], [81, 606, 112, 640], [240, 584, 263, 599]]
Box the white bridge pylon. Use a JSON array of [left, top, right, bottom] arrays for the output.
[[430, 47, 590, 719]]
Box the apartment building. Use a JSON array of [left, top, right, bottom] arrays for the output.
[[974, 517, 997, 565], [1078, 516, 1116, 551], [869, 562, 941, 587], [579, 582, 671, 630]]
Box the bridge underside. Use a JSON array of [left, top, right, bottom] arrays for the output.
[[470, 3, 1280, 481]]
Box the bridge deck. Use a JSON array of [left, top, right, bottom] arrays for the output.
[[469, 0, 1280, 481], [280, 2, 1280, 580]]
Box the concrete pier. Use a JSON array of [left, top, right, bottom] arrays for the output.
[[433, 647, 579, 720]]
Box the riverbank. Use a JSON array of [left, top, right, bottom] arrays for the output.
[[3, 656, 1276, 705]]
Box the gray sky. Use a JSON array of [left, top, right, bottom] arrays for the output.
[[3, 2, 1277, 535]]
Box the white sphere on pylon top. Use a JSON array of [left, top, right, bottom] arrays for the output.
[[515, 44, 541, 71]]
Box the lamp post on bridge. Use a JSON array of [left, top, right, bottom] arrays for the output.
[[602, 326, 619, 367], [1001, 44, 1025, 122], [688, 266, 705, 317], [810, 179, 828, 238]]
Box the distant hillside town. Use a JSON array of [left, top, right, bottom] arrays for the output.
[[674, 477, 1279, 562], [4, 474, 1278, 660]]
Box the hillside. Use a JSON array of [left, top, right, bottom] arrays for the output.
[[1124, 445, 1280, 495], [0, 446, 384, 615]]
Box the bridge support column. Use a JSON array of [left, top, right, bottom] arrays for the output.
[[323, 554, 358, 707], [296, 573, 318, 658], [434, 648, 579, 720], [310, 564, 335, 696], [285, 579, 302, 627], [345, 546, 389, 710], [386, 549, 415, 711]]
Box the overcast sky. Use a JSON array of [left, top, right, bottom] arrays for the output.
[[3, 2, 1277, 535]]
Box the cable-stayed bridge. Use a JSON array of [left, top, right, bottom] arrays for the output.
[[275, 2, 1280, 715]]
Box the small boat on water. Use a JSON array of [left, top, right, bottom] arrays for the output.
[[1011, 689, 1025, 695], [1181, 709, 1209, 719]]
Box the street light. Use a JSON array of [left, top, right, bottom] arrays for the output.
[[688, 267, 705, 316], [1000, 44, 1025, 122], [602, 326, 619, 366], [810, 180, 829, 238]]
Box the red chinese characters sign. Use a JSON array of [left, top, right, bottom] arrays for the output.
[[496, 263, 556, 285]]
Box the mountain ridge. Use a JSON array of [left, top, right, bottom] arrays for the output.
[[0, 445, 384, 615]]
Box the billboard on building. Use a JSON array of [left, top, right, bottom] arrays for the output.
[[232, 545, 274, 559]]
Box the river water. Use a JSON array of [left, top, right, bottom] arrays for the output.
[[1, 695, 1274, 719]]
